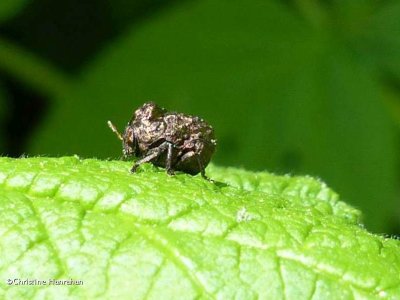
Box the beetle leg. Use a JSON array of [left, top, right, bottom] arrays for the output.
[[131, 151, 159, 173], [196, 155, 209, 180], [130, 142, 168, 173], [166, 142, 175, 175]]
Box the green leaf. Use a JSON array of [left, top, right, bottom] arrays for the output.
[[0, 157, 399, 299], [0, 0, 29, 23], [27, 0, 398, 233]]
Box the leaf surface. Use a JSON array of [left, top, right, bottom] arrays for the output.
[[0, 157, 399, 299]]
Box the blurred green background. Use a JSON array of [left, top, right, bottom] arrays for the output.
[[0, 0, 399, 234]]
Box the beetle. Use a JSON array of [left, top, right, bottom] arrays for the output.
[[108, 102, 216, 179]]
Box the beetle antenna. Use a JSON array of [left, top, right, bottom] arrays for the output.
[[107, 120, 123, 141]]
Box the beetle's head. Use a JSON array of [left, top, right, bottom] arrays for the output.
[[108, 120, 137, 157]]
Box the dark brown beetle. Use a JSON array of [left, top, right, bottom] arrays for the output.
[[108, 102, 216, 179]]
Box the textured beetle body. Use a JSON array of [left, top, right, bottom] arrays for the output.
[[109, 102, 216, 178]]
